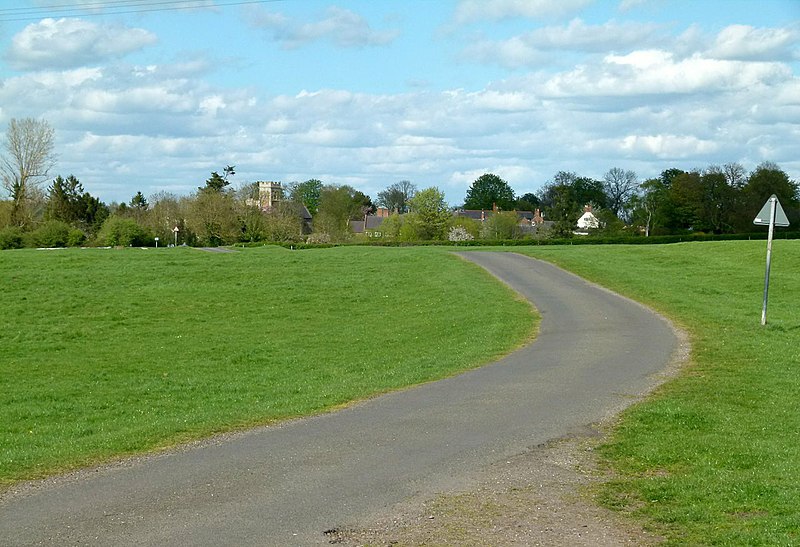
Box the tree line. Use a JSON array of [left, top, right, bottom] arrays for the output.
[[1, 117, 798, 249]]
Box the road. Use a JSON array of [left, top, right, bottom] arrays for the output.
[[0, 252, 678, 546]]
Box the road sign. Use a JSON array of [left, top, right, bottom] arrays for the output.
[[753, 195, 790, 227], [754, 195, 789, 325]]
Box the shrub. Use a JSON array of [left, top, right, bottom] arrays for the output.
[[306, 232, 331, 244], [0, 226, 25, 249], [67, 228, 86, 247], [448, 226, 474, 242], [98, 216, 153, 247], [31, 220, 71, 248]]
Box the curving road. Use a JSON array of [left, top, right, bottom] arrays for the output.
[[0, 252, 678, 546]]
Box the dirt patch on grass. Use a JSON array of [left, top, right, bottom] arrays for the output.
[[330, 432, 661, 546]]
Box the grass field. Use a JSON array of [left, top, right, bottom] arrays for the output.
[[0, 245, 534, 485], [4, 241, 799, 545], [516, 240, 800, 545]]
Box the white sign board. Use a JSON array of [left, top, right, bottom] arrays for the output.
[[753, 195, 790, 227], [754, 195, 789, 325]]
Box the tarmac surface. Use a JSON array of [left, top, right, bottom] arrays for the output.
[[0, 252, 678, 546]]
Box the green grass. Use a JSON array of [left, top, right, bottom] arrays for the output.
[[512, 241, 800, 545], [0, 246, 534, 485]]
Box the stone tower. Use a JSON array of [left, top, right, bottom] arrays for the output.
[[258, 181, 282, 209]]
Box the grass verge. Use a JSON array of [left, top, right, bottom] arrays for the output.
[[0, 245, 534, 485], [513, 240, 800, 545]]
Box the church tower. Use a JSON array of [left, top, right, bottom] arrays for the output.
[[258, 181, 282, 209]]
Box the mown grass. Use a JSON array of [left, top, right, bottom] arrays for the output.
[[514, 240, 800, 545], [0, 246, 534, 485]]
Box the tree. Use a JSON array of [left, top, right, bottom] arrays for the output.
[[260, 201, 305, 242], [722, 162, 747, 189], [130, 191, 148, 210], [288, 179, 323, 215], [480, 211, 521, 240], [743, 162, 799, 226], [45, 175, 84, 224], [377, 180, 417, 213], [463, 173, 515, 210], [201, 165, 235, 193], [45, 174, 108, 236], [572, 176, 608, 210], [1, 118, 56, 228], [603, 168, 638, 219], [407, 187, 450, 240], [314, 185, 373, 240], [514, 192, 540, 211], [187, 189, 240, 246], [97, 216, 152, 247]]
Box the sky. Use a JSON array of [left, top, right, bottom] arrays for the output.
[[0, 0, 798, 206]]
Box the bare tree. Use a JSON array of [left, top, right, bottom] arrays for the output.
[[1, 118, 56, 227], [603, 167, 638, 220], [377, 180, 417, 213], [723, 162, 747, 189]]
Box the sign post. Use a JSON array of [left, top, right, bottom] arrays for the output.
[[753, 195, 790, 325], [172, 226, 180, 247]]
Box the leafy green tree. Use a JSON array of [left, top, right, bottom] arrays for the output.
[[43, 174, 108, 236], [547, 184, 579, 238], [450, 215, 481, 239], [98, 216, 152, 246], [667, 169, 738, 233], [187, 189, 240, 246], [29, 220, 86, 247], [314, 185, 373, 241], [1, 118, 56, 228], [464, 173, 515, 210], [257, 201, 305, 243], [743, 162, 799, 227], [201, 165, 235, 193], [80, 192, 109, 236], [0, 225, 24, 249], [45, 175, 83, 223], [288, 179, 323, 215], [376, 212, 404, 241], [408, 187, 450, 240], [480, 211, 521, 240], [514, 192, 540, 211], [377, 180, 417, 213], [144, 192, 188, 243], [130, 191, 148, 210], [572, 177, 608, 209]]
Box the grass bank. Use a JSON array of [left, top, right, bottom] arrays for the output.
[[514, 240, 800, 545], [0, 246, 534, 485]]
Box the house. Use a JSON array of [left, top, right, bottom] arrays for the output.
[[575, 204, 600, 235], [453, 206, 553, 235], [350, 207, 390, 237]]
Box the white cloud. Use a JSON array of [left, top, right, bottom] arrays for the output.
[[1, 9, 797, 206], [453, 0, 592, 24], [540, 50, 791, 97], [6, 18, 157, 71], [621, 134, 719, 158], [708, 24, 799, 61], [464, 18, 662, 68], [247, 6, 400, 49]]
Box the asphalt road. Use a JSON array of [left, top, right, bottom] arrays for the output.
[[0, 252, 678, 546]]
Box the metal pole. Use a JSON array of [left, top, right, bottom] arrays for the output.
[[761, 197, 777, 326]]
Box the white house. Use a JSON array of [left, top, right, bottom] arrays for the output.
[[576, 204, 600, 233]]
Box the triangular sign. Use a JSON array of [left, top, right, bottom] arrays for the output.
[[753, 195, 790, 227]]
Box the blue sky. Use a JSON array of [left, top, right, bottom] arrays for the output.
[[1, 0, 798, 205]]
